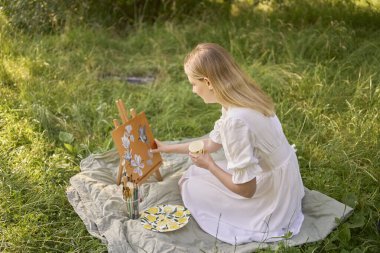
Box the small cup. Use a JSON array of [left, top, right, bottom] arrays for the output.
[[189, 140, 205, 156]]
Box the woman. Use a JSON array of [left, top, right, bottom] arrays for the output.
[[151, 43, 304, 245]]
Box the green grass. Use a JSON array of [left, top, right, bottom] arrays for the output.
[[1, 0, 379, 252]]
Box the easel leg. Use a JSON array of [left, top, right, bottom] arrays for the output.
[[154, 170, 163, 181], [116, 159, 123, 185]]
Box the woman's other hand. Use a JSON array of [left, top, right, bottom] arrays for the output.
[[189, 152, 215, 170]]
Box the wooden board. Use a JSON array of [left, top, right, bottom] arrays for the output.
[[112, 101, 162, 185]]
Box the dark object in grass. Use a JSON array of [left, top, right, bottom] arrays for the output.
[[126, 76, 155, 84], [377, 220, 380, 233], [100, 72, 155, 85]]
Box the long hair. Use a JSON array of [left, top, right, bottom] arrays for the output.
[[184, 43, 275, 117]]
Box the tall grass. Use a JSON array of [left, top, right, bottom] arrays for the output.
[[1, 0, 379, 252]]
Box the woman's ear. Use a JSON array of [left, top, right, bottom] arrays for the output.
[[203, 77, 213, 90]]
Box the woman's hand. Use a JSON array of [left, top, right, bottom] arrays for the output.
[[189, 152, 215, 170], [150, 139, 168, 153]]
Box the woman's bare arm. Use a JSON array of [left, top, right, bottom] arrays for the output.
[[151, 138, 222, 154], [208, 161, 256, 198], [204, 138, 223, 153]]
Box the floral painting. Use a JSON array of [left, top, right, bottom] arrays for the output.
[[112, 111, 162, 184]]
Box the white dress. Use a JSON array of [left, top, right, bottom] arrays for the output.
[[179, 107, 305, 245]]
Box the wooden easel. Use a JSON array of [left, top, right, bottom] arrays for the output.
[[112, 99, 163, 186]]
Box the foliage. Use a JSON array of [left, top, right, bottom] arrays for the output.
[[1, 0, 379, 34], [0, 0, 232, 34], [0, 88, 106, 252], [1, 0, 379, 252]]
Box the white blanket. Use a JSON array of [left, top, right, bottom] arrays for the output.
[[67, 143, 353, 253]]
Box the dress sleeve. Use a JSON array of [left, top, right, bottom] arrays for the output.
[[209, 108, 226, 144], [224, 118, 262, 184], [209, 118, 223, 144]]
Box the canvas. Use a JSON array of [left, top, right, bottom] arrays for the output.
[[112, 99, 163, 185]]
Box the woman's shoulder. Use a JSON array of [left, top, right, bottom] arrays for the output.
[[224, 107, 280, 130], [226, 107, 272, 121]]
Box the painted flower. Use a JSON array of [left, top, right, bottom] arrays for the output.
[[138, 125, 148, 143], [125, 125, 132, 134], [133, 167, 143, 176], [125, 124, 134, 142], [124, 150, 132, 162], [122, 135, 130, 149], [131, 154, 144, 176]]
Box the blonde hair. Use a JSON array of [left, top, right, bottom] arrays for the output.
[[184, 43, 275, 117]]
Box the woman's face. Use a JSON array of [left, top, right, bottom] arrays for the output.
[[187, 75, 218, 104]]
